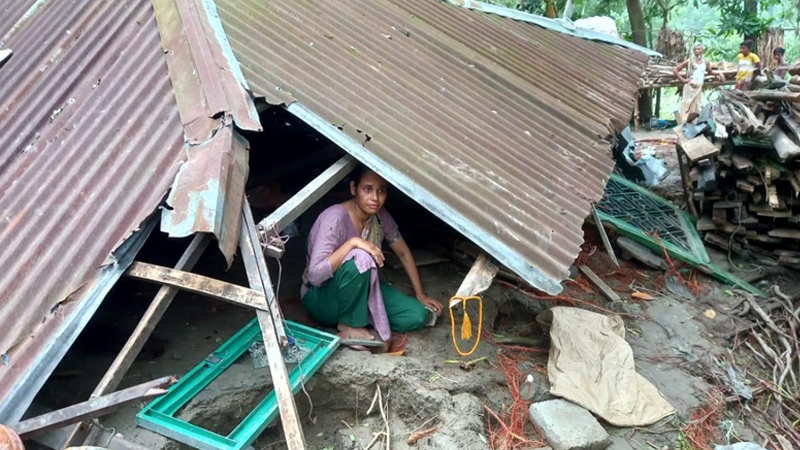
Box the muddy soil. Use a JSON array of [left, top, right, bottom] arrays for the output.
[[43, 222, 798, 450]]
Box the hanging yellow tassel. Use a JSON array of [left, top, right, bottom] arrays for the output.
[[449, 295, 483, 357], [461, 309, 472, 341]]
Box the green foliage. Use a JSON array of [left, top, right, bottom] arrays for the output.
[[701, 0, 777, 38], [482, 0, 800, 61]]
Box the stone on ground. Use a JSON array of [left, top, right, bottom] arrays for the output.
[[528, 400, 611, 450]]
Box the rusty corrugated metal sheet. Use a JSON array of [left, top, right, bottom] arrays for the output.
[[216, 0, 648, 294], [153, 0, 259, 264], [0, 0, 41, 43], [0, 0, 185, 416]]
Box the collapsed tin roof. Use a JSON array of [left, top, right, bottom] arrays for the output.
[[215, 0, 648, 293], [0, 0, 647, 420]]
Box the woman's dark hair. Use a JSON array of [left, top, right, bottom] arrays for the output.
[[741, 40, 754, 50], [349, 164, 369, 186], [775, 47, 786, 55]]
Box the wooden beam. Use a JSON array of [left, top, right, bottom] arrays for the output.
[[578, 265, 621, 303], [679, 135, 720, 163], [591, 204, 619, 268], [239, 204, 307, 450], [258, 154, 357, 233], [450, 254, 498, 308], [96, 235, 210, 395], [60, 235, 211, 448], [744, 90, 800, 103], [242, 199, 287, 342], [125, 262, 268, 310], [13, 377, 175, 438]]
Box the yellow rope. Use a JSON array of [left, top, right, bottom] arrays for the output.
[[449, 295, 483, 357]]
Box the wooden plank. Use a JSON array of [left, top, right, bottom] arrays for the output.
[[96, 235, 210, 394], [675, 146, 699, 219], [744, 90, 800, 103], [705, 233, 743, 254], [736, 179, 755, 192], [125, 262, 268, 310], [450, 254, 499, 308], [242, 199, 287, 342], [13, 377, 175, 438], [59, 234, 213, 448], [257, 155, 357, 234], [697, 215, 717, 231], [591, 204, 619, 268], [769, 229, 800, 239], [679, 135, 720, 163], [239, 205, 306, 450], [712, 208, 727, 225], [732, 155, 754, 171], [578, 265, 621, 303], [713, 200, 743, 209], [756, 210, 793, 218]]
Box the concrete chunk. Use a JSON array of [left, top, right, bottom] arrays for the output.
[[529, 400, 611, 450]]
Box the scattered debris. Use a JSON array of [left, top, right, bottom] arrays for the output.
[[680, 87, 800, 271], [537, 307, 675, 426], [577, 265, 621, 303], [617, 236, 669, 270], [528, 400, 610, 450]]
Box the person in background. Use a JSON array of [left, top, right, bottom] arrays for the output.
[[301, 166, 442, 348], [735, 40, 762, 90], [773, 47, 788, 80], [674, 43, 722, 123]]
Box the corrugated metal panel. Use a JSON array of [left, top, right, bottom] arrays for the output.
[[446, 0, 661, 57], [0, 0, 41, 42], [216, 0, 648, 294], [153, 0, 259, 265], [0, 0, 185, 411]]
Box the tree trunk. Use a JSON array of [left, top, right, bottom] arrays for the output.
[[626, 0, 648, 48], [626, 0, 652, 125], [745, 0, 758, 44]]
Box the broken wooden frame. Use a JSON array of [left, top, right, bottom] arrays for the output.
[[60, 234, 212, 448], [136, 318, 338, 450]]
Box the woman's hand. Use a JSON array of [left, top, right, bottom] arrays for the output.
[[351, 237, 385, 267], [417, 294, 442, 316]]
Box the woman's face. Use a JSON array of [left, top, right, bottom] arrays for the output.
[[351, 170, 388, 215]]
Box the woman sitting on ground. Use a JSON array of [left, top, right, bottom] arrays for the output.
[[301, 165, 443, 345]]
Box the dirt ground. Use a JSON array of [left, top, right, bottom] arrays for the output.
[[34, 214, 799, 450]]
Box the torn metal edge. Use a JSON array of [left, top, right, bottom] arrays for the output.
[[446, 0, 661, 57], [0, 217, 157, 424], [286, 102, 565, 295]]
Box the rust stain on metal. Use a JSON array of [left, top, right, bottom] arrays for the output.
[[0, 0, 184, 408], [161, 126, 249, 266], [153, 0, 259, 264], [151, 0, 261, 143], [215, 0, 647, 293]]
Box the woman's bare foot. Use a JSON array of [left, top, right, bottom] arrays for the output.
[[337, 324, 374, 341]]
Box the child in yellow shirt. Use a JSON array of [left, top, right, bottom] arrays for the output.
[[735, 40, 762, 90]]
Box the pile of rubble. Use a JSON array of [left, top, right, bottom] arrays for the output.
[[677, 83, 800, 269]]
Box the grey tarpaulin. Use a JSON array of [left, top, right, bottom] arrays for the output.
[[537, 307, 676, 426]]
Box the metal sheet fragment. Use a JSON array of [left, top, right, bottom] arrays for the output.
[[151, 0, 261, 143], [161, 126, 249, 266]]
